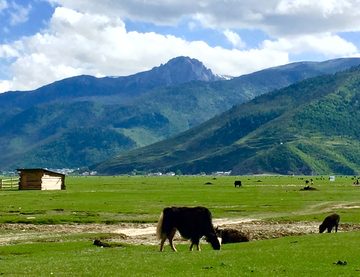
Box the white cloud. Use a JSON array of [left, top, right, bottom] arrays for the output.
[[0, 6, 289, 93], [195, 47, 289, 77], [2, 1, 360, 93], [0, 0, 8, 13], [276, 0, 352, 16], [9, 2, 32, 25], [262, 34, 357, 56], [223, 30, 246, 49], [0, 80, 11, 92], [46, 0, 360, 36], [0, 44, 20, 58]]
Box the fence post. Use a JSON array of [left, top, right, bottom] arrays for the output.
[[0, 179, 2, 189]]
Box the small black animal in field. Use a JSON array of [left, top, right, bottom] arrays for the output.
[[234, 180, 242, 187], [215, 228, 249, 244], [93, 239, 111, 247], [319, 214, 340, 233], [300, 185, 318, 191], [156, 206, 221, 251]]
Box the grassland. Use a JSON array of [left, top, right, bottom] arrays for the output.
[[1, 175, 360, 276], [1, 175, 360, 224]]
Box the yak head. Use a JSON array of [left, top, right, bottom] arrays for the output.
[[319, 224, 326, 233], [206, 232, 221, 250]]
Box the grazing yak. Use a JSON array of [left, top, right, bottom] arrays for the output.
[[156, 206, 221, 251], [234, 180, 242, 187], [215, 228, 250, 244], [93, 239, 111, 247], [319, 214, 340, 233]]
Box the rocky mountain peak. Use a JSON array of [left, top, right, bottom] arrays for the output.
[[154, 56, 225, 84]]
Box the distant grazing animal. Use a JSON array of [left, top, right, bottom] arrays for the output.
[[156, 206, 221, 251], [319, 214, 340, 233], [305, 180, 310, 184], [234, 181, 242, 187], [215, 228, 249, 244], [300, 186, 318, 191], [93, 239, 111, 247]]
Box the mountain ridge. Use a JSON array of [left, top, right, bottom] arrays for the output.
[[90, 65, 360, 175], [0, 56, 225, 110], [2, 57, 360, 171]]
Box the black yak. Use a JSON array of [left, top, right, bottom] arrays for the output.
[[319, 214, 340, 233], [215, 228, 250, 244], [156, 206, 221, 251], [234, 181, 242, 187], [93, 239, 111, 247]]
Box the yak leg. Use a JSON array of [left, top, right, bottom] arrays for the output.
[[327, 227, 333, 233], [189, 242, 200, 251], [159, 237, 166, 252], [189, 242, 201, 251], [168, 229, 177, 252], [159, 229, 177, 252], [189, 238, 201, 251], [335, 224, 338, 232]]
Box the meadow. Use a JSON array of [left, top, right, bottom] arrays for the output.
[[0, 175, 360, 276]]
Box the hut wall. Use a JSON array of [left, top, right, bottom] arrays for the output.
[[42, 174, 62, 190], [18, 171, 42, 190]]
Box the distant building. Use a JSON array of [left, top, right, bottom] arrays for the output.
[[49, 168, 75, 175], [165, 172, 176, 176], [17, 168, 66, 190], [214, 171, 232, 176], [147, 172, 163, 176]]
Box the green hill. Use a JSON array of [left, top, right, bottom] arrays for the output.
[[91, 65, 360, 175], [2, 57, 360, 171]]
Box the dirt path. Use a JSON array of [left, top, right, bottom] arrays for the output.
[[1, 218, 360, 247]]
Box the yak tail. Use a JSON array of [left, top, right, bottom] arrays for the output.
[[156, 211, 164, 240]]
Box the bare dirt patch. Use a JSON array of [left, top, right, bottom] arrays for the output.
[[1, 219, 360, 247]]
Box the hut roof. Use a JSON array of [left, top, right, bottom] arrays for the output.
[[17, 168, 65, 176]]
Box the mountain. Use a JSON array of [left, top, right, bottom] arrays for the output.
[[2, 57, 360, 171], [90, 64, 360, 176], [0, 56, 226, 110]]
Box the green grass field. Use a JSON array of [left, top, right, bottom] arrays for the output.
[[1, 175, 360, 276], [1, 231, 359, 276], [1, 175, 360, 224]]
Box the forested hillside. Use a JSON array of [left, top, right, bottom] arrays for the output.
[[1, 57, 360, 171], [91, 65, 360, 176]]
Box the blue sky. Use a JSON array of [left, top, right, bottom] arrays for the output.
[[1, 0, 360, 93]]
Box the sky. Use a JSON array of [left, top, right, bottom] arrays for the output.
[[1, 0, 360, 93]]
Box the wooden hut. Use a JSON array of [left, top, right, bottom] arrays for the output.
[[17, 169, 66, 190]]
